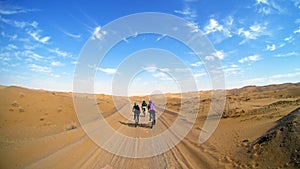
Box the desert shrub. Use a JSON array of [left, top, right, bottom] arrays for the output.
[[19, 92, 24, 98], [11, 101, 18, 107], [65, 122, 77, 130], [19, 107, 25, 112], [40, 116, 44, 121]]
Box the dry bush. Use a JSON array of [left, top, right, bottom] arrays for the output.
[[19, 107, 25, 112], [11, 101, 18, 107], [65, 122, 77, 131]]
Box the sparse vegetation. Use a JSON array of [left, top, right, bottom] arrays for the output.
[[19, 107, 24, 112], [65, 122, 77, 130], [19, 92, 24, 98], [40, 116, 44, 121], [11, 101, 18, 107]]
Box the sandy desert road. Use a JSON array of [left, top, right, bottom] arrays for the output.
[[20, 101, 217, 169]]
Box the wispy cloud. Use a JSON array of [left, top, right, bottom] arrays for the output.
[[237, 23, 269, 44], [153, 72, 173, 81], [144, 66, 157, 72], [0, 16, 38, 29], [64, 31, 81, 39], [144, 66, 170, 73], [284, 35, 294, 42], [97, 67, 116, 74], [222, 64, 241, 76], [291, 0, 300, 9], [0, 2, 38, 15], [49, 48, 72, 58], [92, 26, 107, 40], [51, 61, 64, 66], [5, 44, 18, 50], [190, 61, 203, 67], [275, 52, 297, 57], [238, 55, 260, 63], [27, 30, 50, 44], [174, 5, 197, 22], [203, 50, 225, 61], [29, 64, 51, 73], [266, 44, 276, 51], [194, 72, 206, 78], [156, 34, 167, 42], [254, 0, 284, 15], [294, 27, 300, 34], [245, 71, 300, 85]]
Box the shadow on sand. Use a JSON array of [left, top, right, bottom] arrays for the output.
[[119, 121, 153, 129]]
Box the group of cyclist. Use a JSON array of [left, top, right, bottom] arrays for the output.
[[132, 100, 156, 128]]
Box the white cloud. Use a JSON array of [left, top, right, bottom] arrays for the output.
[[29, 64, 51, 73], [203, 19, 223, 35], [0, 2, 38, 15], [255, 0, 284, 15], [175, 68, 190, 72], [49, 48, 71, 58], [203, 51, 224, 61], [237, 23, 268, 44], [144, 66, 157, 72], [144, 66, 170, 73], [190, 61, 203, 67], [271, 72, 300, 78], [266, 44, 276, 51], [222, 64, 241, 76], [294, 27, 300, 34], [156, 34, 167, 42], [174, 5, 197, 22], [205, 55, 215, 61], [97, 67, 116, 74], [245, 71, 300, 85], [284, 36, 294, 42], [92, 26, 107, 40], [291, 0, 300, 9], [238, 55, 260, 63], [194, 72, 206, 78], [153, 72, 173, 81], [159, 68, 170, 72], [256, 0, 268, 4], [30, 52, 43, 60], [214, 50, 225, 60], [50, 73, 61, 78], [5, 44, 18, 50], [27, 30, 50, 44], [186, 22, 200, 33], [0, 16, 39, 29], [64, 31, 81, 39], [275, 52, 297, 57], [51, 61, 64, 66]]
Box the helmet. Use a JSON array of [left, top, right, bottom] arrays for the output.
[[134, 102, 138, 106]]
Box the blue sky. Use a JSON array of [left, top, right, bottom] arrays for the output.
[[0, 0, 300, 95]]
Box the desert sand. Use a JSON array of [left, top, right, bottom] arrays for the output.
[[0, 83, 299, 169]]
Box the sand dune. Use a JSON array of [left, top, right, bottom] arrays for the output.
[[0, 83, 299, 168]]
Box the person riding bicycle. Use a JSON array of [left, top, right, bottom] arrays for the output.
[[132, 102, 140, 127], [148, 100, 156, 128], [141, 100, 147, 117]]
